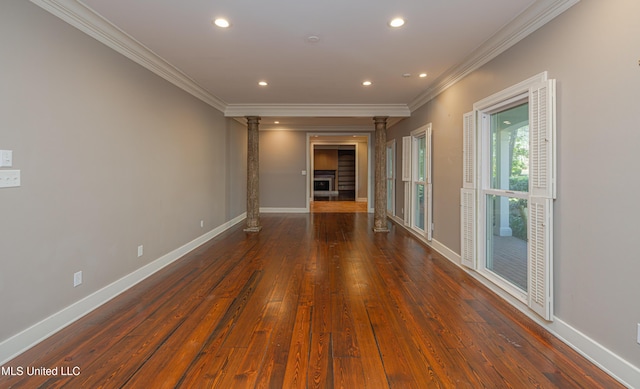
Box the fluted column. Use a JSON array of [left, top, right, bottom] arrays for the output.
[[244, 116, 262, 232], [373, 116, 389, 232]]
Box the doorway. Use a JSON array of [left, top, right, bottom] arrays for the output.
[[313, 147, 356, 201], [307, 134, 371, 213]]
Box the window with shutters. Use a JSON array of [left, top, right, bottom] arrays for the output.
[[403, 124, 433, 240], [461, 72, 555, 321], [386, 140, 396, 216]]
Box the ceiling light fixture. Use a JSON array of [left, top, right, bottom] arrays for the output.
[[213, 18, 230, 28], [306, 35, 321, 44], [258, 81, 268, 86], [419, 73, 427, 78], [389, 18, 405, 28], [362, 81, 372, 86]]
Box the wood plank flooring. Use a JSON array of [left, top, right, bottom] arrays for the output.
[[0, 213, 622, 388], [310, 201, 368, 213]]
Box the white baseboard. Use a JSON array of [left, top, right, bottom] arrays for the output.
[[0, 213, 246, 365], [387, 216, 639, 388], [548, 318, 640, 388], [356, 197, 368, 203], [260, 207, 308, 213]]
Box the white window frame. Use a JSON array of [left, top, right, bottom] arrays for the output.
[[386, 140, 396, 216], [402, 136, 412, 227], [462, 72, 556, 321], [478, 95, 530, 303], [409, 124, 433, 241]]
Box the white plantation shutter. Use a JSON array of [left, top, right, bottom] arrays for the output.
[[462, 111, 475, 189], [460, 112, 476, 268], [460, 188, 475, 268], [403, 182, 411, 226], [402, 136, 411, 182], [528, 197, 553, 320], [527, 79, 555, 321], [426, 125, 433, 241], [530, 80, 556, 199]]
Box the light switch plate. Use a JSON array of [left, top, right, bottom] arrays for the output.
[[0, 150, 12, 167]]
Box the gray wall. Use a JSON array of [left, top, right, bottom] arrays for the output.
[[389, 0, 640, 368], [0, 1, 244, 342], [357, 139, 369, 201], [262, 133, 371, 208], [260, 130, 308, 209]]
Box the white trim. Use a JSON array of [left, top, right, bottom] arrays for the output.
[[386, 139, 396, 217], [387, 215, 638, 388], [30, 0, 577, 119], [409, 0, 579, 111], [549, 319, 640, 389], [307, 133, 372, 212], [29, 0, 227, 112], [225, 104, 411, 118], [409, 124, 431, 239], [260, 207, 308, 213], [474, 72, 547, 111], [0, 213, 246, 365]]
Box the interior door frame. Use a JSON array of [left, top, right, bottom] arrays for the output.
[[306, 132, 372, 212]]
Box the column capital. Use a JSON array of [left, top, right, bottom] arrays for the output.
[[246, 116, 261, 125], [373, 116, 389, 125]]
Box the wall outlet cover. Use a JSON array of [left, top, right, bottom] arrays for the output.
[[73, 271, 82, 287]]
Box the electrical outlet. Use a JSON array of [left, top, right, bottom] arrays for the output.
[[0, 170, 20, 188], [200, 220, 204, 228], [73, 271, 82, 287], [137, 245, 143, 257]]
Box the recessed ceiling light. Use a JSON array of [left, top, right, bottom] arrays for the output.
[[419, 73, 428, 78], [274, 121, 280, 124], [389, 18, 405, 28], [258, 81, 268, 86], [213, 18, 230, 28], [306, 35, 321, 44], [362, 81, 372, 86], [402, 73, 411, 78]]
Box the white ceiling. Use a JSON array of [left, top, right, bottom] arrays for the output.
[[35, 0, 576, 130]]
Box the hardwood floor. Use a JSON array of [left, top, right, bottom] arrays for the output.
[[0, 214, 622, 388], [310, 200, 368, 213]]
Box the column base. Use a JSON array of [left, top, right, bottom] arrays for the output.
[[373, 227, 390, 233], [243, 226, 262, 232]]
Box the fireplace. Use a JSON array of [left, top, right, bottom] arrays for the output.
[[314, 179, 331, 191], [313, 170, 337, 195]]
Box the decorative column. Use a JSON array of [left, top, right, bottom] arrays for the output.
[[244, 116, 262, 232], [373, 116, 389, 232]]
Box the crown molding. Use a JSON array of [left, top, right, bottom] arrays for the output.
[[29, 0, 228, 112], [29, 0, 578, 119], [224, 104, 411, 118], [408, 0, 580, 112]]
